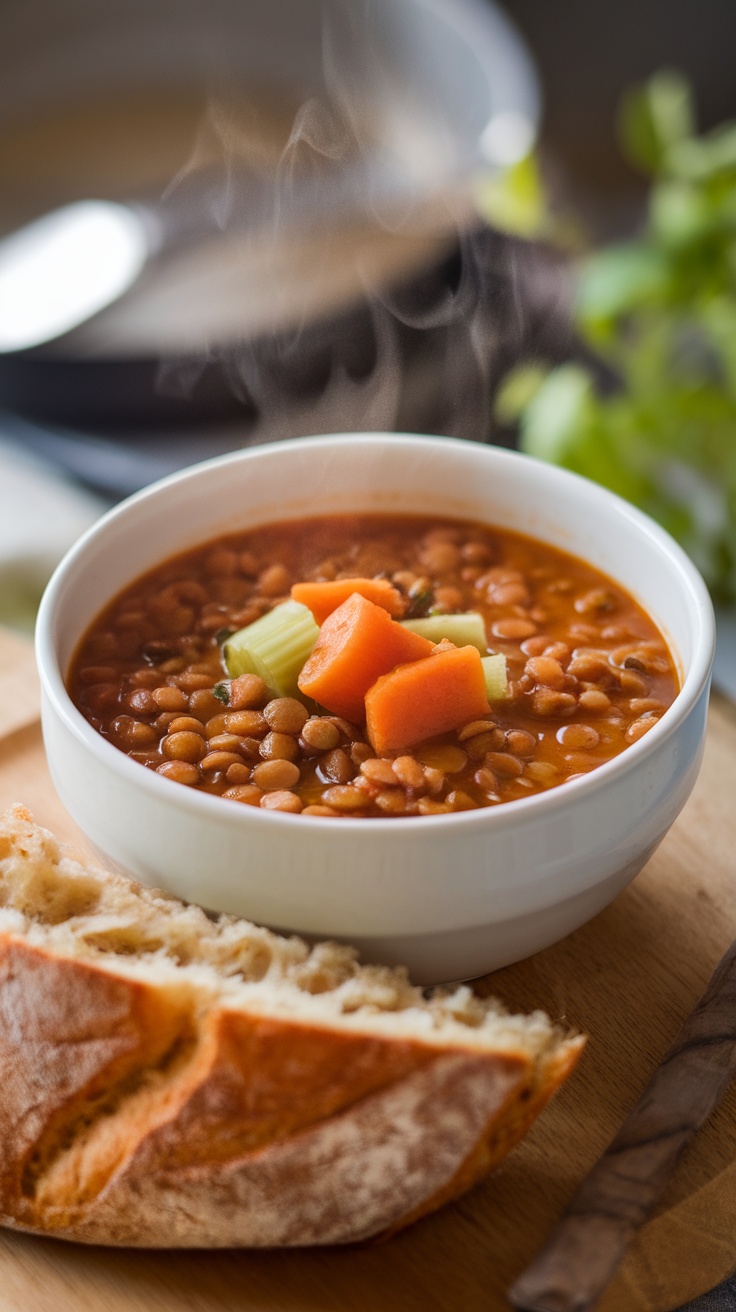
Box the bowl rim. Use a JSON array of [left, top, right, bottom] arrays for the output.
[[36, 432, 716, 835]]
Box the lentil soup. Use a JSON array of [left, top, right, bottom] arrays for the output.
[[68, 514, 679, 818]]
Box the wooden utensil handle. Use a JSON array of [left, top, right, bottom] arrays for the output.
[[509, 939, 736, 1312]]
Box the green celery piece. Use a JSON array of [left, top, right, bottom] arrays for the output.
[[400, 613, 487, 651], [223, 600, 319, 698], [482, 654, 508, 702]]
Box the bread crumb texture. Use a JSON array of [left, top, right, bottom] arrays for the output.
[[0, 804, 583, 1247]]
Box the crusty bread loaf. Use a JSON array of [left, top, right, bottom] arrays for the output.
[[0, 804, 583, 1248]]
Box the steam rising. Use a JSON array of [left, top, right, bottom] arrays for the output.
[[153, 4, 567, 448]]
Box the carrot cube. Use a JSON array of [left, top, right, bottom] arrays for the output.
[[291, 578, 404, 624], [365, 646, 491, 754], [297, 593, 433, 724]]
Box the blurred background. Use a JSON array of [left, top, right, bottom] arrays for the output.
[[1, 0, 735, 679]]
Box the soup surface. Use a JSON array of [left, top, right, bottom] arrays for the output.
[[68, 514, 679, 818]]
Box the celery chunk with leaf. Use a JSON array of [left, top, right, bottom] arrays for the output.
[[223, 600, 319, 698]]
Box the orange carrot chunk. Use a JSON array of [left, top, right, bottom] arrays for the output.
[[365, 645, 491, 755], [297, 593, 433, 723], [291, 577, 404, 624]]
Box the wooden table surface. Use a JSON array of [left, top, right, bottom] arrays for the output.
[[0, 625, 735, 1312]]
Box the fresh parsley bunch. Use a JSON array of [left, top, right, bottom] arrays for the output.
[[495, 72, 736, 600]]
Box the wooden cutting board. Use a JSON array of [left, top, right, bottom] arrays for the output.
[[1, 624, 735, 1312]]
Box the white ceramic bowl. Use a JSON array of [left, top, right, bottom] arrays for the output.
[[36, 435, 715, 983]]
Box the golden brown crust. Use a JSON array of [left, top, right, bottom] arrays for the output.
[[0, 806, 584, 1247]]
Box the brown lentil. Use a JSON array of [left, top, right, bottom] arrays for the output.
[[416, 744, 467, 774], [525, 656, 567, 689], [392, 756, 426, 790], [110, 716, 158, 748], [417, 797, 451, 815], [473, 767, 499, 794], [446, 789, 477, 811], [532, 688, 577, 717], [318, 748, 355, 784], [374, 788, 411, 814], [422, 766, 446, 794], [578, 688, 611, 712], [557, 723, 600, 750], [188, 689, 225, 722], [457, 720, 495, 742], [204, 714, 229, 738], [465, 732, 500, 761], [200, 751, 245, 772], [152, 685, 188, 712], [259, 731, 299, 763], [629, 698, 665, 715], [361, 758, 400, 786], [505, 729, 537, 757], [229, 673, 269, 709], [154, 711, 179, 732], [492, 617, 537, 640], [156, 760, 200, 785], [301, 717, 341, 751], [225, 710, 267, 736], [626, 716, 658, 742], [162, 731, 207, 763], [618, 669, 650, 697], [260, 790, 303, 813], [263, 697, 310, 734], [433, 585, 465, 611], [420, 540, 462, 573], [166, 716, 207, 737], [525, 761, 559, 784], [223, 784, 263, 805], [207, 733, 247, 753], [484, 751, 524, 778], [258, 563, 291, 596], [321, 785, 372, 811], [520, 635, 550, 657], [350, 741, 374, 767], [251, 759, 301, 791], [174, 672, 213, 692]]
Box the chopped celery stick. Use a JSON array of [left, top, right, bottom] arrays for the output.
[[223, 600, 319, 698], [399, 613, 487, 651], [482, 653, 508, 701]]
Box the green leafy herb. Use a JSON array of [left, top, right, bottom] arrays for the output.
[[405, 587, 435, 619], [495, 70, 736, 601], [212, 681, 231, 706]]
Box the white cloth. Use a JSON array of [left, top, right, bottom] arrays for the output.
[[0, 437, 106, 632]]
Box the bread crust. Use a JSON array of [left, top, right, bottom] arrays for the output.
[[0, 806, 583, 1247]]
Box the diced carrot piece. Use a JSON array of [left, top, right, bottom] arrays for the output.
[[297, 593, 433, 723], [291, 577, 404, 624], [365, 646, 491, 755]]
